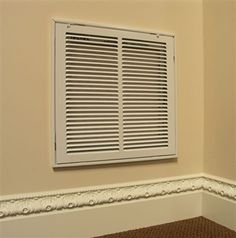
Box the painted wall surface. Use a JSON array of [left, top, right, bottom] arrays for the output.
[[203, 0, 236, 180], [0, 0, 3, 191], [0, 0, 204, 195]]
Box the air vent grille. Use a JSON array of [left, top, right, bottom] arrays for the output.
[[54, 22, 176, 166]]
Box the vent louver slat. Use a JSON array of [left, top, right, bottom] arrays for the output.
[[65, 33, 120, 154], [122, 38, 169, 150]]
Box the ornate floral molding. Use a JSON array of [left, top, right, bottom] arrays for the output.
[[0, 174, 235, 219], [201, 174, 236, 200]]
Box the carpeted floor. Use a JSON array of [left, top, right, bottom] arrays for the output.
[[96, 217, 236, 238]]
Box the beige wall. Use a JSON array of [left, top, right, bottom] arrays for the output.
[[203, 0, 236, 180], [0, 0, 3, 188], [0, 0, 204, 195]]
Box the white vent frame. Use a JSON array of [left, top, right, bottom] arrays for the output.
[[53, 20, 177, 167]]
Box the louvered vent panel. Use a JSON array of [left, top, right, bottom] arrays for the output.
[[55, 22, 176, 166], [122, 38, 169, 150], [65, 32, 120, 154]]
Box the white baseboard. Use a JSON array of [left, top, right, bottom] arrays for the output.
[[0, 173, 235, 237], [0, 192, 202, 238], [202, 192, 236, 231]]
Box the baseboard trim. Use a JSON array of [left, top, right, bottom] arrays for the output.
[[203, 192, 236, 231], [0, 173, 235, 219], [202, 174, 236, 201], [0, 193, 202, 238]]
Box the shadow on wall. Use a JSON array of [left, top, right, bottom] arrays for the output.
[[54, 158, 178, 172]]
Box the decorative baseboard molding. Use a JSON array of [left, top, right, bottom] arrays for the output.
[[0, 173, 235, 219], [203, 192, 236, 231], [202, 174, 236, 201], [0, 194, 203, 238]]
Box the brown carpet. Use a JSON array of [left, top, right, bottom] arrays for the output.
[[96, 217, 236, 238]]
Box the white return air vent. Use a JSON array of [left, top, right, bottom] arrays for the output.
[[54, 21, 176, 167]]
